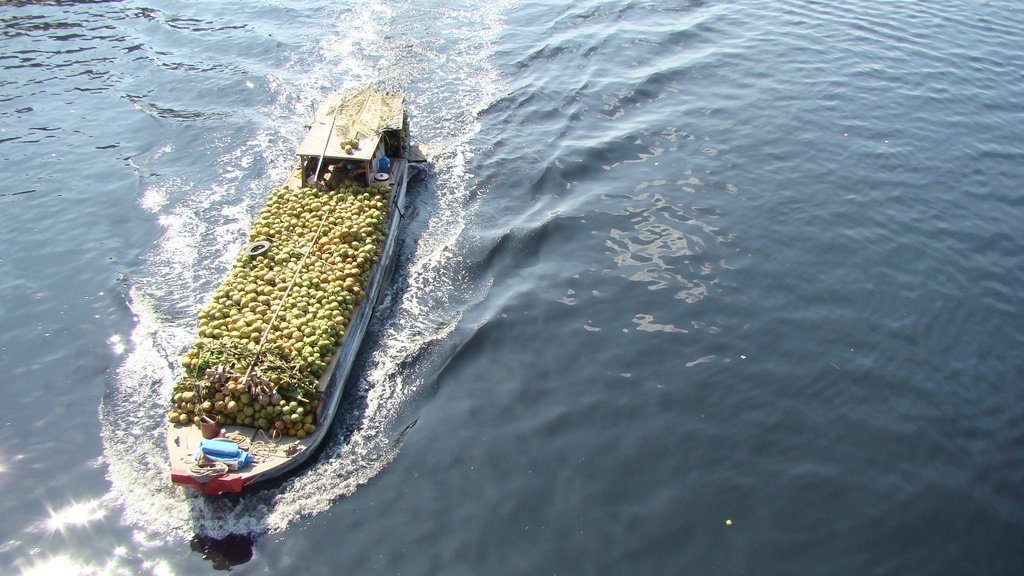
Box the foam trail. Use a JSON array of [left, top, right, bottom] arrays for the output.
[[101, 0, 516, 540]]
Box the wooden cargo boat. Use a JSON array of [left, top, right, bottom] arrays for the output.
[[167, 87, 420, 495]]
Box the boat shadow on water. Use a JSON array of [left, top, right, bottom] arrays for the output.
[[190, 532, 254, 570]]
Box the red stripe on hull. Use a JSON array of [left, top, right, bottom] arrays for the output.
[[171, 469, 253, 495]]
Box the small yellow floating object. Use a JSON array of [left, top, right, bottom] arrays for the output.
[[725, 519, 733, 526]]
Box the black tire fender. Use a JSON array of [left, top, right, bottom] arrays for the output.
[[246, 241, 271, 257]]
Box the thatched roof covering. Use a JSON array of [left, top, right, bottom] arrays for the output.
[[296, 86, 406, 161]]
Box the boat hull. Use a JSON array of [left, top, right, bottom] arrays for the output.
[[167, 159, 409, 495]]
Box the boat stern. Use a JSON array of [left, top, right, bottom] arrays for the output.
[[170, 468, 253, 495]]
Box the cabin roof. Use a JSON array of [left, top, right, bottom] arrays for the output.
[[296, 86, 405, 161]]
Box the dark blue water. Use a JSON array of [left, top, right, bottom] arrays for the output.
[[2, 1, 1022, 574]]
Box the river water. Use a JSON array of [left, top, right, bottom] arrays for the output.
[[1, 1, 1022, 574]]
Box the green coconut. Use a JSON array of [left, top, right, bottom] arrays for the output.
[[168, 183, 392, 436]]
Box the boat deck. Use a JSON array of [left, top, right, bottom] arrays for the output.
[[167, 422, 315, 494]]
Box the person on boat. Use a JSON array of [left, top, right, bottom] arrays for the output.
[[342, 161, 368, 186], [304, 159, 318, 186], [305, 158, 334, 188], [325, 163, 345, 190]]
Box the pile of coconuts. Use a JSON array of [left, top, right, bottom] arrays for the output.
[[168, 182, 391, 438]]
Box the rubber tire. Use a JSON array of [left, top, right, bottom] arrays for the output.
[[246, 241, 271, 257]]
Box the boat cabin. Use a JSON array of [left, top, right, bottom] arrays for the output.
[[295, 87, 408, 189]]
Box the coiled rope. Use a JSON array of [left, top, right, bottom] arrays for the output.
[[188, 459, 229, 483]]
